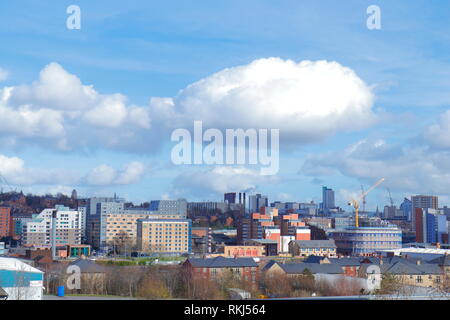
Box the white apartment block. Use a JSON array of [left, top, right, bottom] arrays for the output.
[[22, 206, 81, 247]]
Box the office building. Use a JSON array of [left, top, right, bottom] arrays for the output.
[[322, 186, 335, 213], [224, 192, 246, 205], [248, 194, 268, 213], [86, 197, 125, 250], [149, 199, 187, 217], [400, 198, 412, 219], [415, 208, 448, 244], [411, 195, 438, 229], [330, 226, 402, 255]]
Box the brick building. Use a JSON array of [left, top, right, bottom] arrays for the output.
[[0, 207, 11, 238], [183, 256, 259, 284]]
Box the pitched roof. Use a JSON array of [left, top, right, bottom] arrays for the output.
[[0, 257, 43, 273], [376, 261, 444, 275], [246, 239, 278, 244], [261, 260, 278, 272], [429, 255, 450, 266], [280, 262, 343, 275], [303, 255, 327, 264], [69, 259, 106, 273], [328, 257, 362, 266], [291, 240, 336, 248], [187, 256, 258, 268]]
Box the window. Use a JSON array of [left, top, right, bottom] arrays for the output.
[[416, 276, 422, 283]]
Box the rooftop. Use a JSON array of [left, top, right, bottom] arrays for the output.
[[291, 240, 336, 248], [186, 256, 258, 268]]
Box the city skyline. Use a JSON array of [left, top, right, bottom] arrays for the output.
[[1, 1, 450, 210]]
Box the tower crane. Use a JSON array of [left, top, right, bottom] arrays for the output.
[[348, 178, 385, 228], [361, 185, 366, 214]]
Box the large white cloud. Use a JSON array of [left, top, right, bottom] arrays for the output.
[[151, 58, 377, 143], [0, 63, 151, 151], [0, 59, 376, 154], [171, 166, 279, 198]]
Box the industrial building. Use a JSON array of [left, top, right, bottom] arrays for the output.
[[0, 257, 44, 300]]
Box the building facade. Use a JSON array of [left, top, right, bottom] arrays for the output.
[[289, 239, 337, 257], [322, 186, 335, 213], [137, 218, 192, 255], [183, 256, 259, 285], [86, 197, 125, 249], [0, 207, 11, 238], [105, 211, 180, 248], [330, 226, 402, 256], [149, 199, 187, 217], [411, 195, 438, 228], [248, 194, 268, 213], [22, 206, 81, 247], [0, 257, 44, 300]]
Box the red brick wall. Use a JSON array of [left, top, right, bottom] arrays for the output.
[[0, 207, 11, 238]]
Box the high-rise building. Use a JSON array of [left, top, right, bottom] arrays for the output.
[[86, 197, 125, 249], [415, 208, 448, 244], [0, 207, 11, 238], [224, 192, 246, 205], [22, 206, 81, 247], [248, 194, 268, 213], [400, 198, 412, 219], [322, 186, 335, 213], [77, 206, 87, 243], [411, 195, 438, 229]]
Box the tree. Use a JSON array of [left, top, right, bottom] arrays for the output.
[[261, 272, 293, 298], [138, 272, 172, 299], [111, 231, 134, 257]]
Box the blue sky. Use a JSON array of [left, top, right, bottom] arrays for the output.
[[1, 1, 450, 209]]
